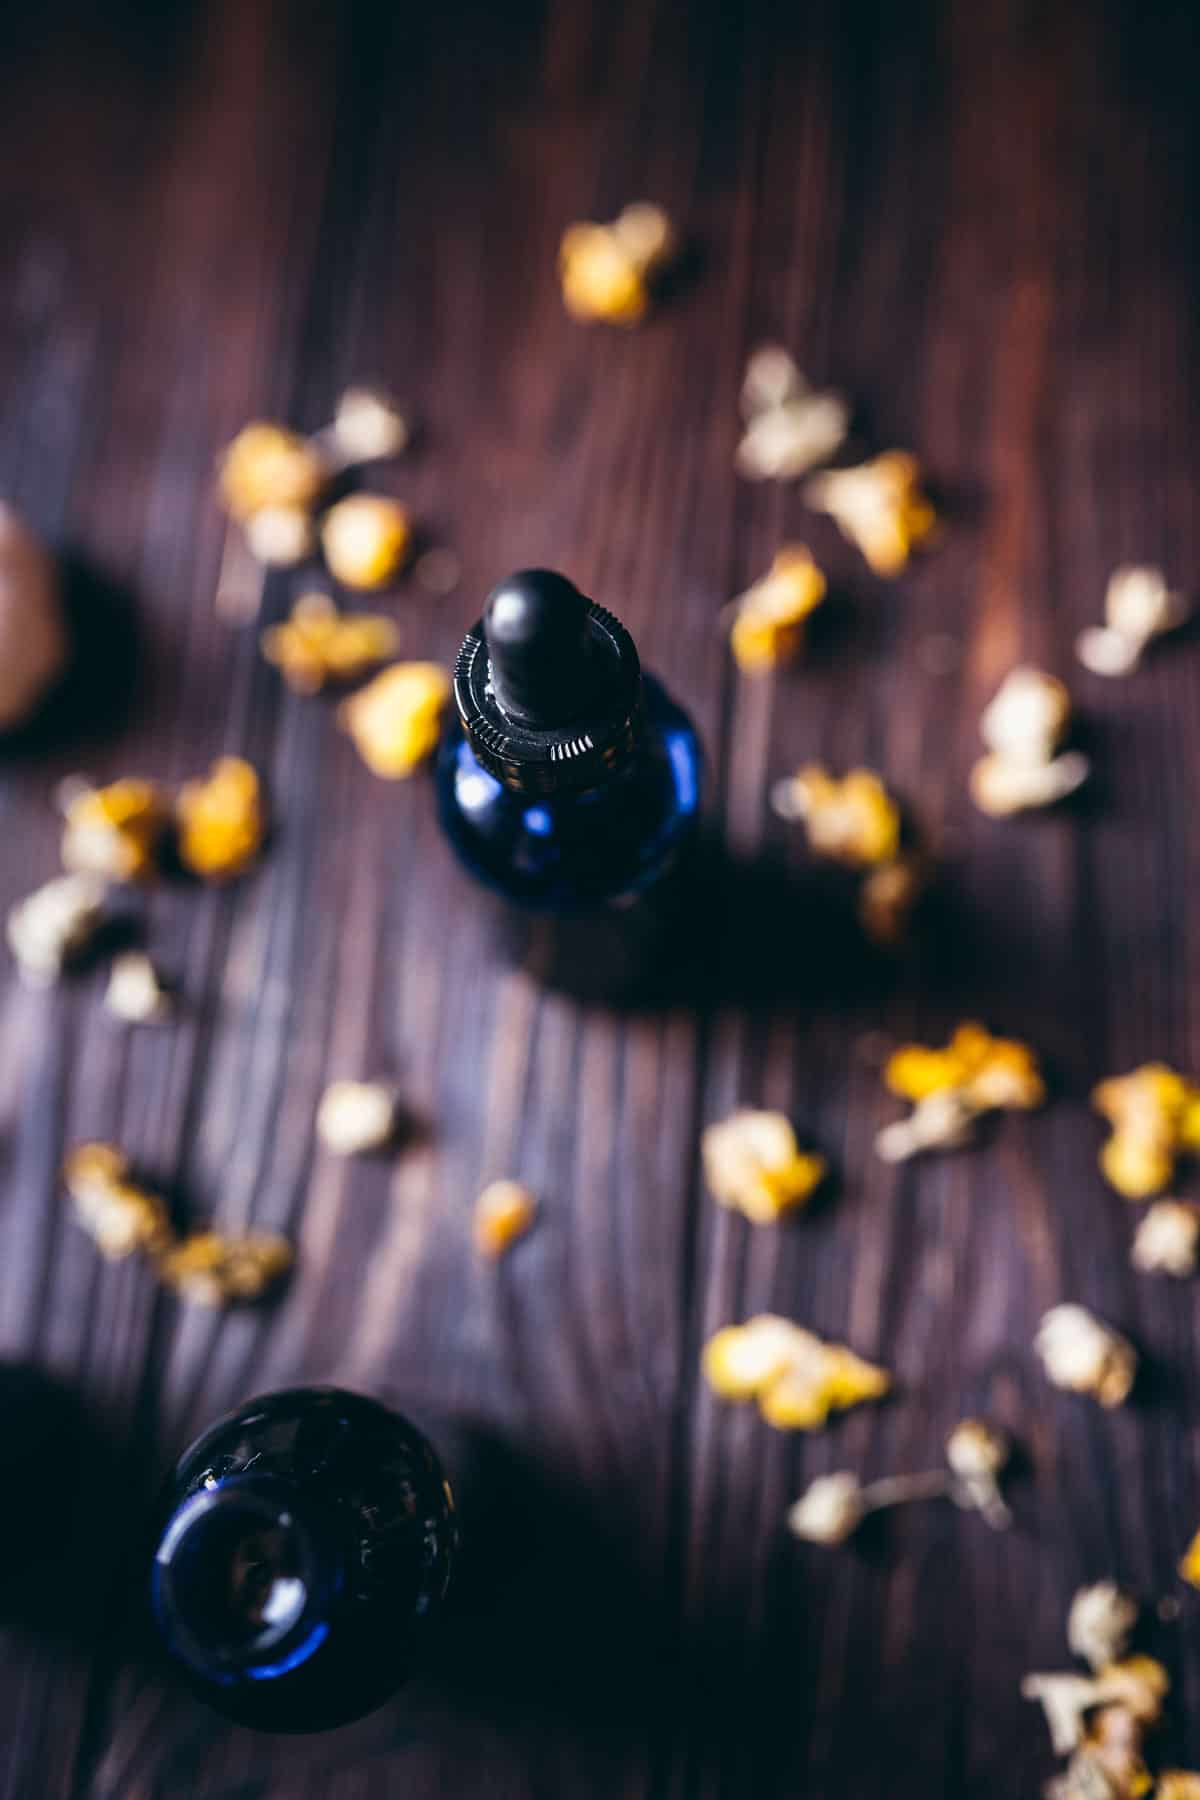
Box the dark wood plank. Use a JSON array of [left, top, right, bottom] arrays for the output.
[[1, 1, 1199, 1796]]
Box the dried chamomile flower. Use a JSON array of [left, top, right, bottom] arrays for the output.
[[339, 661, 449, 778], [703, 1315, 890, 1431], [243, 504, 317, 569], [788, 1473, 867, 1545], [701, 1109, 826, 1224], [320, 495, 410, 591], [1035, 1305, 1137, 1409], [1092, 1065, 1200, 1201], [876, 1022, 1044, 1160], [261, 592, 399, 694], [1077, 566, 1187, 678], [729, 546, 826, 673], [63, 1141, 172, 1260], [970, 666, 1089, 816], [175, 756, 265, 881], [6, 872, 106, 986], [1177, 1528, 1200, 1589], [218, 423, 327, 522], [60, 777, 171, 882], [473, 1179, 537, 1258], [559, 202, 676, 326], [1024, 1662, 1168, 1757], [946, 1418, 1011, 1528], [104, 951, 172, 1024], [771, 764, 901, 866], [804, 451, 936, 576], [157, 1230, 292, 1308], [1068, 1584, 1138, 1675], [316, 1079, 397, 1156], [858, 851, 929, 947], [736, 345, 849, 482], [1131, 1201, 1200, 1277], [0, 501, 67, 733], [331, 387, 409, 463], [1048, 1705, 1153, 1800], [1159, 1775, 1200, 1798]]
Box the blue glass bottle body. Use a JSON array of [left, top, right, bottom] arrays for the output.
[[436, 674, 702, 909], [150, 1387, 457, 1733]]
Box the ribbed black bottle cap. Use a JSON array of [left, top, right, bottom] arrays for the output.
[[453, 569, 643, 796]]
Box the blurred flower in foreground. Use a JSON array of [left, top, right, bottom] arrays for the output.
[[0, 502, 67, 733], [736, 345, 849, 482], [772, 765, 900, 866], [728, 546, 826, 672], [970, 666, 1089, 816], [158, 1232, 292, 1308], [320, 495, 411, 591], [6, 872, 106, 986], [701, 1109, 826, 1223], [104, 951, 172, 1025], [473, 1180, 537, 1258], [175, 757, 265, 881], [789, 1418, 1011, 1545], [218, 423, 327, 523], [60, 777, 171, 882], [1178, 1527, 1200, 1589], [804, 451, 935, 575], [64, 1142, 172, 1260], [559, 202, 677, 325], [1025, 1586, 1169, 1800], [876, 1021, 1044, 1161], [1035, 1304, 1136, 1408], [1092, 1064, 1200, 1201], [703, 1315, 890, 1430], [1077, 566, 1188, 678], [261, 592, 399, 693], [316, 1080, 398, 1156], [330, 388, 410, 463], [1130, 1201, 1200, 1277], [339, 661, 449, 778], [1159, 1777, 1200, 1799]]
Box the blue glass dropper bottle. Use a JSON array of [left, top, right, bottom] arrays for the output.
[[150, 1387, 457, 1732], [436, 569, 703, 996]]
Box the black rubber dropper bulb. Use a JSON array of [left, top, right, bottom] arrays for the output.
[[483, 569, 599, 727]]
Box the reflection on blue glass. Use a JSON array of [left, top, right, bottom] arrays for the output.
[[523, 805, 553, 837]]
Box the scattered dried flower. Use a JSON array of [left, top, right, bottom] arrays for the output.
[[787, 1473, 867, 1544], [559, 202, 676, 325], [6, 872, 106, 986], [218, 423, 327, 522], [339, 661, 449, 778], [315, 1079, 397, 1156], [1159, 1775, 1200, 1798], [735, 345, 849, 481], [1130, 1201, 1200, 1277], [60, 777, 171, 882], [945, 1418, 1011, 1528], [63, 1142, 172, 1260], [176, 757, 265, 881], [1092, 1065, 1200, 1201], [703, 1315, 890, 1431], [104, 951, 172, 1025], [1035, 1304, 1137, 1409], [1024, 1661, 1167, 1758], [242, 504, 317, 568], [728, 546, 826, 672], [771, 764, 901, 866], [701, 1109, 826, 1223], [1046, 1705, 1153, 1800], [804, 451, 936, 575], [0, 502, 67, 732], [473, 1179, 537, 1258], [157, 1231, 292, 1307], [1076, 567, 1188, 678], [970, 667, 1089, 815], [1177, 1528, 1200, 1589], [320, 494, 410, 590], [331, 387, 409, 463], [1068, 1584, 1138, 1675], [877, 1022, 1044, 1160], [261, 592, 399, 694]]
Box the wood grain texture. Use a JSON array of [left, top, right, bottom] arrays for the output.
[[1, 0, 1199, 1794]]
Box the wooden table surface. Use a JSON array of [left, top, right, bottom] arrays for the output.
[[3, 0, 1200, 1794]]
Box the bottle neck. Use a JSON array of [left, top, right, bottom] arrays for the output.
[[152, 1475, 340, 1685]]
